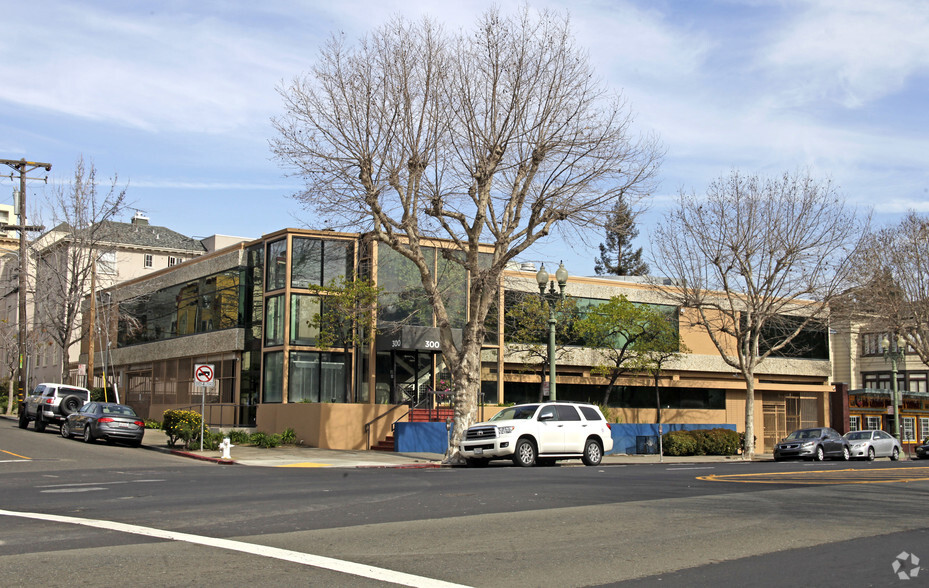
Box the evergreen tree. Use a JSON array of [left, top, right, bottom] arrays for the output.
[[594, 195, 648, 276]]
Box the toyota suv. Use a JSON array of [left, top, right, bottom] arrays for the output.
[[460, 402, 614, 467], [19, 383, 91, 432]]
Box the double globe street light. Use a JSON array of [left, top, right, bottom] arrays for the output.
[[536, 262, 568, 402], [881, 334, 907, 440]]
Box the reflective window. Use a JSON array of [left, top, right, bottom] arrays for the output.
[[267, 239, 287, 291], [263, 351, 283, 403], [265, 295, 285, 346], [378, 246, 432, 326], [291, 238, 322, 288], [290, 294, 320, 346], [289, 351, 347, 403]]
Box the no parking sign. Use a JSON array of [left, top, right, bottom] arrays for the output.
[[194, 364, 215, 387]]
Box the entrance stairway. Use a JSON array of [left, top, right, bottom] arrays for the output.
[[370, 407, 455, 452]]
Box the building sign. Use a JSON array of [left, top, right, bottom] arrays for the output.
[[375, 325, 462, 352]]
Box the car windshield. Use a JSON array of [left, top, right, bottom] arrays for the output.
[[785, 429, 822, 440], [845, 431, 871, 441], [490, 405, 539, 421]]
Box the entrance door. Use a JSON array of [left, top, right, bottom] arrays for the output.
[[763, 402, 786, 449], [392, 351, 434, 406]]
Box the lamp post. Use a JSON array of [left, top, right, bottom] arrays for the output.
[[535, 262, 568, 401], [881, 334, 906, 440]]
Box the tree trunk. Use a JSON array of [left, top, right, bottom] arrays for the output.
[[444, 342, 483, 464], [601, 372, 620, 406], [743, 371, 755, 460], [5, 377, 12, 415]]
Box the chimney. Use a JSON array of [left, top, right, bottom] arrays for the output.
[[131, 211, 150, 226]]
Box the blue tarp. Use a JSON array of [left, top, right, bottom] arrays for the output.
[[607, 423, 736, 455], [393, 421, 736, 455], [395, 422, 449, 454]]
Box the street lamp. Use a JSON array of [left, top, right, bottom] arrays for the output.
[[881, 334, 906, 440], [536, 261, 568, 401]]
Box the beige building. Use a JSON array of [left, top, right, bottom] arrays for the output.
[[79, 228, 834, 453]]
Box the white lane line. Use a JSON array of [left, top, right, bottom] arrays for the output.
[[37, 479, 166, 489], [0, 509, 470, 588], [41, 488, 108, 493], [0, 459, 32, 463]]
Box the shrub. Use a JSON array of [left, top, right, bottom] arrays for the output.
[[162, 409, 207, 449], [250, 431, 282, 448], [661, 428, 739, 456], [145, 419, 162, 430], [280, 427, 296, 445], [662, 430, 698, 456], [228, 429, 251, 445]]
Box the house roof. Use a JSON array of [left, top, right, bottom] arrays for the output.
[[38, 220, 206, 254]]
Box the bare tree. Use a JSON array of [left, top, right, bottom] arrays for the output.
[[33, 157, 127, 383], [846, 211, 929, 365], [272, 7, 661, 462], [650, 171, 867, 459]]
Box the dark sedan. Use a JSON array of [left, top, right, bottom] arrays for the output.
[[916, 437, 929, 460], [773, 427, 850, 461], [61, 402, 145, 446]]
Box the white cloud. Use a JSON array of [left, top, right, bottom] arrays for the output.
[[760, 0, 929, 108]]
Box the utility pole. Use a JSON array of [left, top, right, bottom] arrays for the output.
[[2, 159, 50, 412]]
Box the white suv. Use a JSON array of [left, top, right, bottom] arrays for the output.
[[19, 383, 91, 432], [460, 402, 614, 467]]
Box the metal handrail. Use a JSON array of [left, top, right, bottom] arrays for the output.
[[363, 404, 408, 450]]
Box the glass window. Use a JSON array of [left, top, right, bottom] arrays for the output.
[[920, 418, 929, 441], [144, 254, 153, 268], [378, 246, 432, 326], [267, 239, 287, 291], [865, 416, 881, 430], [98, 251, 117, 275], [901, 417, 916, 442], [848, 416, 860, 432], [265, 295, 285, 346], [323, 240, 353, 285], [436, 252, 467, 329], [290, 294, 320, 346], [263, 351, 283, 403], [291, 237, 322, 288], [289, 351, 347, 403]]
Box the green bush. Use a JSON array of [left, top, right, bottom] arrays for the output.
[[162, 409, 207, 449], [249, 431, 282, 448], [280, 427, 296, 445], [228, 429, 251, 445], [662, 428, 739, 456], [662, 430, 699, 456], [144, 419, 162, 430]]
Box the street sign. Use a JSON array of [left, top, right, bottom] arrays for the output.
[[194, 363, 215, 387]]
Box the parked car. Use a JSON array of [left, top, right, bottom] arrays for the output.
[[61, 402, 145, 446], [19, 383, 90, 432], [773, 427, 850, 462], [915, 437, 929, 460], [459, 402, 614, 467], [843, 429, 902, 461]]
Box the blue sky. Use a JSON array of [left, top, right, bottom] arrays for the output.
[[3, 0, 928, 276]]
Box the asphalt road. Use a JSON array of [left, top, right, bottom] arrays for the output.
[[2, 418, 928, 587]]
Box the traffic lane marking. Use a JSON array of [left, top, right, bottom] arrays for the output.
[[0, 509, 470, 588], [698, 466, 929, 484], [1, 448, 31, 460]]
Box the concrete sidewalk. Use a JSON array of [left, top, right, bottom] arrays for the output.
[[142, 432, 764, 468]]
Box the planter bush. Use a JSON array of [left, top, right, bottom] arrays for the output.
[[662, 428, 739, 456], [163, 409, 206, 449]]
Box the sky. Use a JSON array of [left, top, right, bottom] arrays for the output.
[[2, 0, 928, 277]]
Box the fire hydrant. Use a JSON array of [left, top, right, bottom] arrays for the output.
[[219, 437, 234, 460]]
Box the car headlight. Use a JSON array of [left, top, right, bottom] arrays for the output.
[[497, 425, 515, 435], [850, 442, 865, 449], [800, 441, 815, 448]]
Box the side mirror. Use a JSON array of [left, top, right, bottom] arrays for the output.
[[539, 410, 555, 421]]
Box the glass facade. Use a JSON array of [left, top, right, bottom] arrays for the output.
[[265, 295, 285, 347], [118, 269, 241, 346], [289, 351, 348, 403], [263, 351, 283, 403]]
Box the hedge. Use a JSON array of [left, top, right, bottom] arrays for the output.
[[662, 428, 740, 456]]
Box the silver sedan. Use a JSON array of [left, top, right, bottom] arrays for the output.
[[843, 429, 902, 461]]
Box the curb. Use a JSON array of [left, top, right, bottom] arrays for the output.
[[141, 443, 238, 465]]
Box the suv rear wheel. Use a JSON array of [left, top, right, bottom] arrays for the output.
[[582, 438, 603, 466], [18, 411, 28, 429], [35, 414, 47, 433], [512, 438, 536, 467]]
